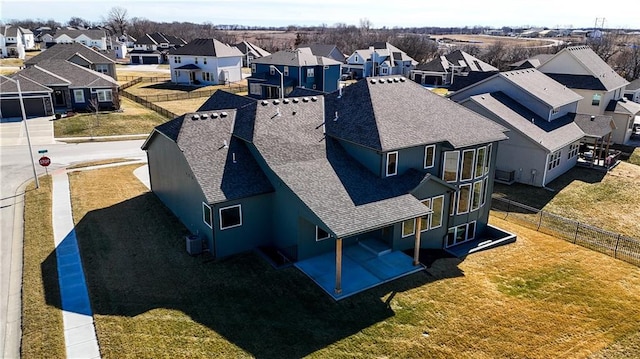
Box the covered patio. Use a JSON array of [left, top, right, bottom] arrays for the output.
[[295, 241, 423, 301]]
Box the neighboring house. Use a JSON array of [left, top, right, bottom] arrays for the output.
[[343, 42, 417, 79], [0, 74, 54, 119], [168, 38, 243, 85], [297, 43, 346, 63], [1, 25, 28, 59], [20, 27, 35, 50], [411, 50, 498, 88], [624, 78, 640, 103], [130, 32, 186, 64], [24, 42, 117, 80], [450, 69, 615, 187], [107, 36, 128, 59], [247, 49, 341, 99], [53, 29, 108, 50], [508, 54, 554, 70], [34, 28, 55, 50], [118, 33, 137, 48], [232, 41, 271, 67], [538, 45, 638, 143], [142, 77, 512, 299]]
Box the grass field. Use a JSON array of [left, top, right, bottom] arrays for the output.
[[48, 164, 640, 358], [155, 97, 210, 114], [53, 97, 167, 137]]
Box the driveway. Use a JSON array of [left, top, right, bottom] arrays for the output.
[[0, 115, 56, 146], [117, 64, 170, 73]]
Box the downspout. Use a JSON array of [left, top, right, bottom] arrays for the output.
[[541, 153, 549, 187]]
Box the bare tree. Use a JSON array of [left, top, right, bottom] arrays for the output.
[[67, 17, 91, 28], [105, 6, 129, 35]]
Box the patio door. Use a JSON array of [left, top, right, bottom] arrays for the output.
[[189, 71, 196, 83]]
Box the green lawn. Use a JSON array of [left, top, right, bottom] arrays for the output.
[[52, 164, 640, 358], [628, 147, 640, 166], [54, 97, 167, 137]]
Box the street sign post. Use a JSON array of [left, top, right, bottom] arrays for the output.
[[39, 156, 51, 175]]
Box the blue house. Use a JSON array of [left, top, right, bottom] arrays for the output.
[[247, 49, 342, 99], [142, 76, 514, 300]]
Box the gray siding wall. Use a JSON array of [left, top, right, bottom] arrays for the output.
[[338, 139, 380, 175]]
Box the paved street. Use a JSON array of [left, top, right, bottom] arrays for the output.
[[0, 116, 146, 358]]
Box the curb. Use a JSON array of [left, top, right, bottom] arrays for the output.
[[55, 134, 148, 142]]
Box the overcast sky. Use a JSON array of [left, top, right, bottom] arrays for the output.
[[1, 0, 638, 29]]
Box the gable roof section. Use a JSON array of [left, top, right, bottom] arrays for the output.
[[25, 42, 115, 65], [34, 60, 118, 88], [466, 92, 584, 152], [297, 43, 345, 62], [54, 29, 106, 40], [252, 49, 342, 67], [170, 38, 243, 57], [1, 74, 53, 94], [498, 69, 583, 108], [233, 41, 271, 58], [605, 98, 640, 115], [11, 65, 71, 87], [509, 54, 554, 69], [136, 34, 158, 45], [325, 76, 508, 151], [539, 45, 628, 91], [573, 114, 615, 138], [626, 78, 640, 91], [447, 50, 498, 72]]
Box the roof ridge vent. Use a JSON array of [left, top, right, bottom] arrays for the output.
[[283, 98, 290, 104], [311, 96, 318, 101], [399, 77, 406, 82], [302, 97, 309, 102], [378, 78, 384, 83], [211, 112, 219, 118], [273, 99, 280, 105], [200, 113, 208, 119], [261, 100, 269, 106], [292, 98, 299, 103], [220, 111, 228, 117], [191, 114, 200, 120], [370, 78, 377, 84]]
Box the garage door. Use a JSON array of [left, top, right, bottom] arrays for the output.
[[142, 56, 159, 64], [131, 56, 140, 64], [0, 97, 49, 119], [414, 73, 422, 84]]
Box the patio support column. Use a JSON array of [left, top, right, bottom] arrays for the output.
[[335, 238, 342, 295], [413, 217, 422, 266], [605, 133, 611, 159], [592, 137, 598, 166], [597, 137, 605, 165]]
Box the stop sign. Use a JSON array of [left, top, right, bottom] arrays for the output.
[[39, 156, 51, 167]]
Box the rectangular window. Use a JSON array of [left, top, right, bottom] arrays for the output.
[[202, 202, 212, 228], [195, 57, 198, 64], [316, 226, 330, 241], [73, 89, 85, 103], [449, 191, 456, 216], [204, 57, 207, 64], [471, 180, 483, 211], [548, 150, 561, 170], [482, 177, 489, 206], [568, 143, 579, 159], [443, 151, 460, 182], [283, 66, 289, 76], [250, 83, 262, 95], [484, 144, 492, 175], [386, 151, 398, 177], [447, 227, 456, 247], [431, 195, 444, 229], [455, 224, 467, 244], [251, 63, 256, 73], [592, 93, 601, 106], [402, 218, 416, 238], [424, 145, 435, 169], [307, 68, 314, 77], [95, 64, 108, 74], [461, 149, 475, 181], [270, 66, 275, 75], [457, 184, 471, 214], [467, 221, 476, 241], [420, 199, 431, 232], [219, 204, 242, 230], [95, 89, 112, 102], [475, 146, 486, 178]]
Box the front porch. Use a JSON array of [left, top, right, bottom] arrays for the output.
[[295, 240, 423, 301]]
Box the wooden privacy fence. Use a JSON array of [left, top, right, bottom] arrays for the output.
[[118, 75, 171, 82], [119, 90, 179, 120], [491, 196, 640, 267]]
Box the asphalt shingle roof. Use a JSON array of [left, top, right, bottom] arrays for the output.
[[605, 98, 640, 115], [627, 78, 640, 91], [252, 49, 342, 67], [169, 38, 243, 57], [10, 65, 70, 87], [25, 43, 115, 65], [0, 74, 53, 94], [573, 114, 615, 138], [31, 60, 118, 88], [54, 29, 106, 40], [233, 41, 271, 58], [467, 92, 585, 152], [498, 69, 583, 108], [325, 76, 509, 151]]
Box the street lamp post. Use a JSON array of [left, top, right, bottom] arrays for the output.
[[1, 75, 39, 188], [270, 65, 284, 100]]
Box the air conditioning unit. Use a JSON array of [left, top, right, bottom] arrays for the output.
[[186, 235, 202, 255]]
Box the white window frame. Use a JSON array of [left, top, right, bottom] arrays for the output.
[[402, 218, 416, 238], [484, 144, 492, 175], [457, 183, 471, 214], [219, 204, 242, 230], [251, 63, 256, 73], [283, 66, 289, 76], [568, 143, 579, 159], [449, 191, 456, 216], [461, 149, 475, 181], [592, 93, 601, 106], [420, 198, 431, 232], [482, 177, 489, 207], [467, 221, 476, 241], [316, 226, 330, 241], [307, 68, 314, 77], [471, 180, 483, 211], [548, 150, 561, 171], [386, 151, 398, 177], [430, 195, 444, 229], [475, 146, 486, 179], [270, 66, 275, 75], [443, 151, 460, 183], [73, 89, 85, 103], [202, 202, 212, 228], [249, 83, 262, 95], [424, 145, 435, 169], [95, 89, 112, 102]]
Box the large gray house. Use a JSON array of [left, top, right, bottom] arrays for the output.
[[142, 76, 513, 299]]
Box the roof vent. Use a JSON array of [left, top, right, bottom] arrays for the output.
[[399, 77, 406, 82], [220, 111, 228, 117], [370, 79, 377, 84], [261, 100, 269, 106], [200, 113, 208, 119], [211, 112, 219, 118], [378, 78, 384, 83], [590, 115, 595, 121], [333, 111, 338, 121], [292, 98, 299, 103], [191, 114, 200, 120], [386, 78, 393, 83], [283, 98, 290, 104], [223, 140, 228, 149], [302, 97, 309, 102], [273, 99, 280, 105], [393, 77, 399, 82], [311, 96, 318, 102], [531, 118, 535, 124]]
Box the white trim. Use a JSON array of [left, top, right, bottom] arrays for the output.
[[316, 225, 330, 241], [402, 218, 416, 238], [471, 180, 483, 211], [443, 150, 459, 182], [467, 221, 477, 241], [461, 149, 475, 181], [431, 195, 444, 229], [386, 151, 398, 177], [457, 183, 471, 215], [420, 198, 431, 232], [484, 144, 492, 176], [202, 202, 212, 228], [475, 146, 486, 179], [424, 144, 435, 169], [219, 204, 242, 230], [73, 89, 84, 103]]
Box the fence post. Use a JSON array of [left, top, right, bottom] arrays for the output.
[[574, 222, 579, 244], [537, 210, 543, 230], [614, 234, 621, 259]]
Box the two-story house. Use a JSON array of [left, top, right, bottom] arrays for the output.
[[343, 42, 417, 79], [141, 77, 513, 300], [232, 41, 271, 67], [537, 45, 639, 144], [24, 42, 117, 80], [247, 49, 342, 99], [450, 69, 615, 187], [411, 50, 498, 89], [53, 29, 108, 50], [168, 38, 243, 85], [130, 32, 187, 64], [0, 26, 34, 59]]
